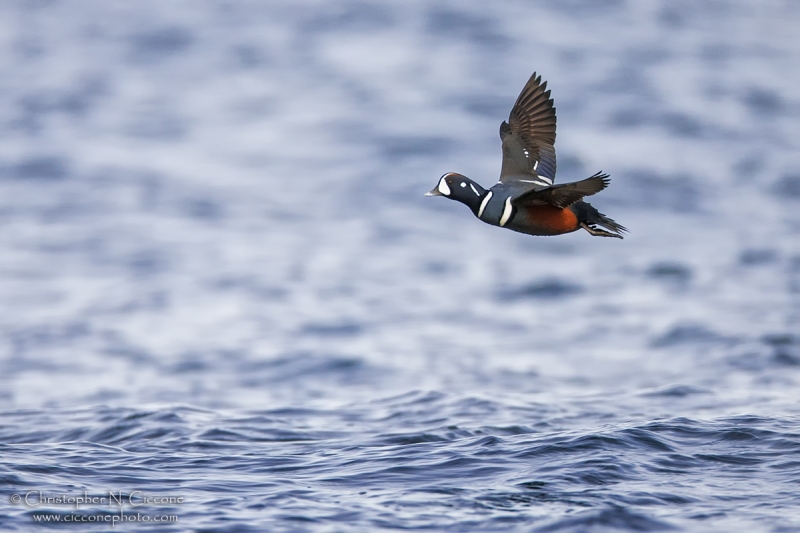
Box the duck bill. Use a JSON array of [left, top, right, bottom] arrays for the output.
[[424, 187, 442, 197]]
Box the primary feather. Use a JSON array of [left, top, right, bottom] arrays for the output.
[[513, 172, 610, 209], [499, 72, 557, 183]]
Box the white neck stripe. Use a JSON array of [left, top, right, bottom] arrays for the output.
[[499, 196, 514, 226], [478, 191, 493, 218]]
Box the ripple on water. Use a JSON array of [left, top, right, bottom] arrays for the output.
[[1, 402, 798, 530]]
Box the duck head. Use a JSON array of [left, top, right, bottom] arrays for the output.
[[425, 172, 487, 215]]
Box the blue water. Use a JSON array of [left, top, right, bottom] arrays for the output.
[[1, 0, 800, 531]]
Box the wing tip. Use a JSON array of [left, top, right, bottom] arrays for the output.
[[589, 170, 611, 190], [499, 120, 511, 139]]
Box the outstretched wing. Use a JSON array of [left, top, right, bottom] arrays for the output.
[[512, 172, 610, 209], [499, 72, 557, 185]]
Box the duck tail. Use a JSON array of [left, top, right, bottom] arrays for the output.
[[570, 201, 628, 239]]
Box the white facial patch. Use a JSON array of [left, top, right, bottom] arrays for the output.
[[469, 184, 479, 196], [478, 191, 493, 218], [499, 196, 514, 226], [437, 177, 451, 196], [460, 182, 467, 187]]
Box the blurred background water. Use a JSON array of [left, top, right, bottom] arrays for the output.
[[1, 0, 800, 531]]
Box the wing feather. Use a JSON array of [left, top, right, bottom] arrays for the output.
[[512, 172, 610, 209], [499, 72, 558, 183]]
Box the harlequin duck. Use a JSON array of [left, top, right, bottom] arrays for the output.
[[426, 72, 626, 239]]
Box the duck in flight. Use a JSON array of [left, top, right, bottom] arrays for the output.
[[426, 72, 626, 239]]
